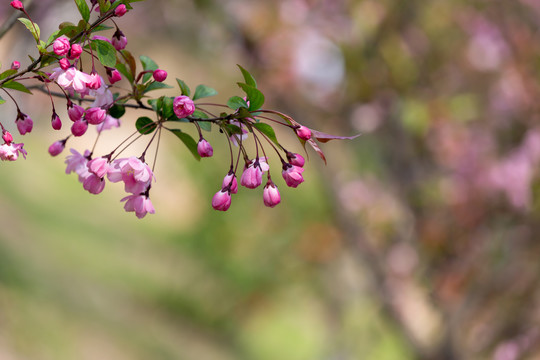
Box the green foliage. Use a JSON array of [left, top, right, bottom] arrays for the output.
[[91, 39, 117, 68], [140, 55, 158, 83], [251, 123, 279, 146], [18, 18, 40, 43], [135, 116, 157, 134], [176, 78, 191, 97], [192, 84, 218, 101], [227, 96, 249, 110], [237, 64, 257, 88], [74, 0, 90, 23], [237, 82, 264, 111], [1, 81, 32, 94], [168, 129, 201, 161]]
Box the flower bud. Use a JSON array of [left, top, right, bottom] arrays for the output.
[[212, 189, 232, 211], [263, 181, 281, 208], [153, 69, 167, 82], [87, 72, 102, 90], [173, 95, 195, 119], [51, 112, 62, 130], [107, 68, 122, 84], [197, 138, 213, 158], [16, 113, 33, 135], [68, 43, 83, 60], [282, 163, 305, 188], [48, 140, 65, 157], [114, 4, 127, 17], [59, 58, 71, 70], [85, 107, 107, 125], [295, 125, 311, 140], [287, 152, 305, 167], [68, 104, 85, 122], [112, 30, 127, 51], [2, 131, 13, 144], [71, 119, 88, 137], [222, 171, 238, 194], [10, 1, 23, 10], [83, 174, 105, 194], [53, 37, 71, 56], [11, 61, 20, 70]]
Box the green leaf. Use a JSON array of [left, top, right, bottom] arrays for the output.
[[40, 55, 57, 68], [108, 104, 126, 119], [237, 65, 257, 88], [2, 81, 32, 94], [227, 96, 248, 110], [251, 122, 279, 146], [237, 83, 264, 111], [176, 78, 191, 97], [162, 96, 174, 119], [191, 110, 211, 131], [168, 129, 201, 161], [135, 116, 157, 134], [140, 55, 158, 83], [92, 25, 113, 33], [144, 81, 173, 93], [0, 69, 17, 81], [74, 0, 91, 23], [91, 39, 117, 68], [18, 18, 40, 42], [56, 22, 78, 39], [97, 0, 111, 14], [223, 124, 243, 136], [192, 84, 217, 101], [0, 96, 5, 105], [115, 63, 133, 83]]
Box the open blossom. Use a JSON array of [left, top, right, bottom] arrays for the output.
[[282, 163, 305, 188], [85, 107, 106, 125], [222, 171, 238, 194], [263, 181, 281, 207], [87, 157, 110, 178], [87, 72, 102, 90], [0, 143, 26, 161], [16, 113, 33, 135], [240, 157, 269, 189], [197, 138, 213, 157], [53, 37, 71, 56], [88, 79, 114, 108], [121, 194, 155, 219], [212, 189, 232, 211], [83, 174, 105, 194], [65, 148, 91, 182], [97, 115, 120, 133], [108, 157, 154, 194], [173, 95, 195, 118], [50, 67, 93, 93]]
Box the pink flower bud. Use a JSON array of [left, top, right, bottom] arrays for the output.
[[107, 69, 122, 84], [282, 163, 305, 188], [11, 61, 20, 70], [51, 113, 62, 130], [212, 189, 232, 211], [114, 4, 127, 17], [287, 152, 305, 167], [173, 95, 195, 119], [87, 157, 109, 178], [83, 173, 105, 194], [71, 119, 88, 137], [112, 30, 127, 51], [10, 1, 23, 10], [2, 131, 13, 144], [59, 58, 71, 70], [153, 69, 167, 82], [68, 104, 85, 122], [87, 72, 102, 90], [222, 171, 238, 194], [240, 158, 269, 189], [53, 37, 71, 56], [48, 140, 65, 157], [85, 107, 106, 125], [16, 113, 33, 135], [295, 125, 311, 140], [68, 43, 83, 60], [197, 138, 213, 158], [263, 181, 281, 208]]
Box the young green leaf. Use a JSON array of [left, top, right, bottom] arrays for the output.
[[192, 84, 217, 101], [135, 116, 157, 134], [251, 123, 279, 146], [227, 96, 248, 110], [162, 96, 174, 119], [191, 110, 211, 131], [18, 18, 40, 42], [168, 129, 201, 161], [2, 81, 32, 94], [0, 69, 17, 81], [74, 0, 91, 23], [176, 78, 191, 97], [91, 39, 117, 68], [237, 65, 257, 88], [144, 82, 173, 93], [140, 55, 158, 83], [115, 63, 133, 83], [237, 82, 264, 111]]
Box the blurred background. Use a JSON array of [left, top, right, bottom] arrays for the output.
[[1, 0, 540, 359]]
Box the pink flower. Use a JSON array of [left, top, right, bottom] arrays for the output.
[[48, 141, 65, 157], [11, 61, 20, 70], [50, 67, 93, 93], [83, 173, 105, 194], [121, 194, 155, 219], [68, 43, 83, 60], [107, 157, 154, 194], [212, 189, 232, 211], [96, 115, 120, 133], [287, 152, 305, 167], [112, 30, 127, 50], [197, 138, 213, 157], [10, 1, 23, 10], [92, 35, 111, 44], [263, 181, 281, 207], [51, 113, 62, 130], [0, 142, 26, 161], [282, 163, 305, 188], [88, 79, 114, 108], [153, 69, 167, 82], [59, 58, 70, 70], [240, 158, 269, 189], [87, 157, 109, 178], [222, 171, 238, 194], [229, 120, 248, 146], [53, 37, 71, 56], [65, 148, 91, 182], [173, 95, 195, 118], [68, 104, 85, 122], [85, 107, 106, 125], [107, 69, 122, 84], [114, 4, 127, 17], [71, 119, 88, 137], [295, 125, 311, 140], [87, 72, 102, 90], [2, 131, 13, 144], [16, 113, 33, 135]]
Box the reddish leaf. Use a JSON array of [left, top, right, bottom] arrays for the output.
[[306, 138, 327, 165], [310, 129, 361, 143]]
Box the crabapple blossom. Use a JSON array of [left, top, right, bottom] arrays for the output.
[[107, 68, 122, 84], [222, 171, 238, 194], [282, 163, 305, 188], [68, 104, 85, 122], [87, 157, 110, 178], [87, 73, 102, 90], [173, 95, 195, 118], [240, 157, 269, 189], [121, 194, 155, 219], [65, 148, 91, 182], [197, 138, 213, 157], [263, 181, 281, 208], [114, 4, 127, 17], [212, 189, 232, 211], [16, 113, 33, 135], [112, 30, 127, 50], [53, 37, 70, 56], [50, 67, 93, 93], [59, 58, 70, 70], [107, 157, 154, 194], [2, 130, 13, 144], [287, 152, 305, 167], [51, 113, 62, 130], [48, 141, 65, 156], [71, 119, 88, 137], [10, 1, 23, 10], [85, 107, 107, 125], [10, 61, 20, 70], [68, 43, 83, 60], [83, 173, 105, 194], [295, 125, 311, 140], [96, 115, 120, 133], [0, 142, 26, 161], [153, 69, 167, 82]]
